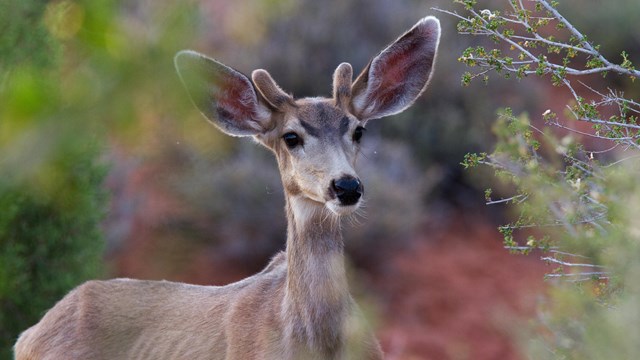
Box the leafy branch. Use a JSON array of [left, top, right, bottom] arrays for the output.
[[435, 0, 640, 151], [439, 1, 640, 295]]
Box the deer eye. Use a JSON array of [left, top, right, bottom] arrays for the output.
[[283, 132, 302, 149], [352, 126, 366, 143]]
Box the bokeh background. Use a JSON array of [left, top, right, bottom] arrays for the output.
[[1, 0, 638, 359]]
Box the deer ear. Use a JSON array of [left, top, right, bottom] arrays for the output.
[[351, 16, 440, 121], [174, 50, 272, 137]]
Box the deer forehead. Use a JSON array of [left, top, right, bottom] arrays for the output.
[[283, 99, 355, 140]]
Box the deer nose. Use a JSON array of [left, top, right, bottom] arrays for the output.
[[331, 176, 363, 206]]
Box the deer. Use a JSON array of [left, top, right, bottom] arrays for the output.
[[14, 16, 440, 360]]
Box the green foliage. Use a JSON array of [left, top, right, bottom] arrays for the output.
[[451, 0, 639, 90], [477, 101, 640, 359], [444, 0, 640, 357], [0, 0, 59, 69], [526, 163, 640, 359], [0, 0, 207, 351], [0, 0, 194, 356], [461, 152, 487, 169], [0, 1, 111, 357], [0, 145, 106, 358]]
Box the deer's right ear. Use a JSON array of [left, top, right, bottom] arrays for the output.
[[174, 50, 272, 137]]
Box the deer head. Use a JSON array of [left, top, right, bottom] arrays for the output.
[[175, 16, 440, 217]]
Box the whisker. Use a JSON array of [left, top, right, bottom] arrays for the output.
[[344, 200, 368, 228]]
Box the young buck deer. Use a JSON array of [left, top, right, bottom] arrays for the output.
[[15, 16, 440, 360]]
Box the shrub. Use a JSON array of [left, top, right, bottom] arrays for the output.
[[0, 146, 106, 358], [439, 0, 640, 357], [0, 0, 108, 357]]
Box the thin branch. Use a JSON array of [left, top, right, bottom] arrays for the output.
[[585, 143, 620, 154], [549, 118, 640, 143], [541, 256, 606, 268], [536, 0, 640, 78], [548, 249, 591, 259], [573, 115, 640, 131], [486, 194, 528, 205], [545, 272, 609, 278], [508, 35, 594, 55], [566, 276, 610, 282], [603, 154, 640, 167]]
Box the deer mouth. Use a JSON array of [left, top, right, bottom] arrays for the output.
[[326, 197, 362, 216]]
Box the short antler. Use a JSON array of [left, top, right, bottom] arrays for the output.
[[333, 62, 353, 110], [251, 69, 293, 111]]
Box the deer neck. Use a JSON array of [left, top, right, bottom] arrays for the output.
[[282, 195, 349, 354]]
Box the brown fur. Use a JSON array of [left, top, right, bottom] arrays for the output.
[[15, 16, 441, 360]]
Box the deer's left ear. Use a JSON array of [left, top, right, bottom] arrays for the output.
[[351, 16, 441, 121], [174, 50, 272, 137]]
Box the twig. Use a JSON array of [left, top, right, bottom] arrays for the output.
[[486, 194, 528, 205], [545, 272, 608, 278], [541, 256, 606, 268]]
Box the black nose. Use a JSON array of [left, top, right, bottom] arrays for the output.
[[331, 176, 363, 206]]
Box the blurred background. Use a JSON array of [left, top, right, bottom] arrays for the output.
[[1, 0, 638, 359]]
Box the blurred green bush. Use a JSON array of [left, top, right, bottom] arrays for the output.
[[0, 1, 108, 356], [0, 147, 106, 359], [0, 0, 199, 355]]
